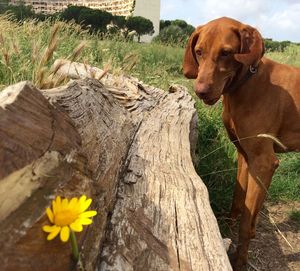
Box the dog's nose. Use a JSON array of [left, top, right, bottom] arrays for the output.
[[195, 82, 210, 99]]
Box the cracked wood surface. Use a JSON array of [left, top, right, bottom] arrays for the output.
[[57, 60, 232, 271], [98, 85, 232, 271], [0, 59, 231, 270], [0, 79, 135, 270]]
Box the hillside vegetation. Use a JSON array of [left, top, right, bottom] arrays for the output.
[[0, 16, 299, 225]]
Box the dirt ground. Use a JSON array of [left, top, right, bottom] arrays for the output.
[[229, 201, 300, 271]]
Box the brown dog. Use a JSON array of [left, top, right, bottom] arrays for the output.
[[183, 17, 300, 270]]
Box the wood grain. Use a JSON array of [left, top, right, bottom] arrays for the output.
[[0, 60, 232, 270]]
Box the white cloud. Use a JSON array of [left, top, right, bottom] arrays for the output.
[[160, 0, 300, 41], [197, 0, 268, 23], [259, 3, 300, 41]]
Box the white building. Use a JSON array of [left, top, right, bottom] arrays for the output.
[[133, 0, 160, 42], [9, 0, 160, 42]]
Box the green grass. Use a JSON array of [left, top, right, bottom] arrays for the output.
[[0, 16, 299, 221], [270, 153, 300, 201], [194, 101, 236, 214], [267, 45, 300, 67], [289, 210, 300, 226], [0, 15, 187, 90]]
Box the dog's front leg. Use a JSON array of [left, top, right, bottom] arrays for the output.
[[230, 152, 248, 223], [234, 142, 279, 271]]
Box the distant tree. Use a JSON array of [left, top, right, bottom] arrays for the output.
[[60, 6, 89, 23], [60, 6, 113, 32], [34, 12, 60, 22], [112, 15, 126, 29], [3, 2, 34, 20], [160, 19, 171, 30], [159, 19, 194, 34], [154, 25, 186, 45], [185, 24, 195, 36], [172, 19, 188, 29], [78, 8, 112, 32], [126, 16, 154, 42], [264, 38, 291, 52], [155, 20, 195, 46], [0, 0, 9, 11], [34, 12, 47, 21], [279, 40, 291, 51]]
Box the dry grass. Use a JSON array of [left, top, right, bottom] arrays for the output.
[[0, 14, 299, 209], [0, 15, 92, 89], [0, 15, 187, 91]]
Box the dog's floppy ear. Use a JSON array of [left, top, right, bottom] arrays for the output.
[[234, 25, 265, 67], [183, 27, 202, 79]]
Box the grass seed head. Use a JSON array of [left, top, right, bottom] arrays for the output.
[[69, 41, 86, 62]]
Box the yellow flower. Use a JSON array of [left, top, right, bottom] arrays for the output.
[[43, 195, 97, 242]]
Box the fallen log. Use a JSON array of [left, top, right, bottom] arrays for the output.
[[0, 61, 232, 270], [0, 79, 136, 270]]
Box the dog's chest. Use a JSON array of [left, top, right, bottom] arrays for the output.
[[222, 106, 238, 140]]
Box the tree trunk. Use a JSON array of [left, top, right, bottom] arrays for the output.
[[0, 60, 232, 271], [0, 79, 136, 271]]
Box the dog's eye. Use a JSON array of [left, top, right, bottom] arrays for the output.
[[220, 49, 232, 57], [195, 49, 202, 56]]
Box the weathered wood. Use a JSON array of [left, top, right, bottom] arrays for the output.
[[0, 81, 80, 180], [56, 60, 232, 270], [99, 87, 231, 271], [0, 59, 232, 270], [0, 79, 136, 270]]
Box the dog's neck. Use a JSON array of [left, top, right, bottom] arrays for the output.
[[223, 63, 260, 94]]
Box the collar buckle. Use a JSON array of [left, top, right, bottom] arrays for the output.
[[249, 65, 258, 74]]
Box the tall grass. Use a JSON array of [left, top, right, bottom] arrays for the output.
[[0, 15, 299, 218], [267, 44, 300, 67], [0, 15, 187, 91]]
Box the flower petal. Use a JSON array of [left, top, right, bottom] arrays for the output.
[[43, 225, 57, 233], [62, 198, 69, 210], [68, 197, 78, 210], [52, 200, 57, 215], [80, 210, 97, 218], [54, 196, 62, 213], [60, 226, 70, 242], [79, 195, 87, 206], [46, 207, 54, 223], [47, 226, 61, 241], [81, 198, 92, 212], [70, 220, 83, 232], [79, 217, 92, 225]]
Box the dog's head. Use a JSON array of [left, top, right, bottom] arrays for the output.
[[183, 17, 264, 105]]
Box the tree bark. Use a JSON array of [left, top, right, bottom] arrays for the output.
[[0, 79, 135, 271], [0, 60, 232, 271]]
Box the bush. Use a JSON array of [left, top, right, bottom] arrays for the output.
[[264, 38, 291, 52], [160, 20, 171, 30], [154, 25, 188, 46], [155, 19, 195, 47]]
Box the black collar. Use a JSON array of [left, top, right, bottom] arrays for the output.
[[223, 64, 258, 94]]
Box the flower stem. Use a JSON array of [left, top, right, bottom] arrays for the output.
[[70, 230, 79, 262]]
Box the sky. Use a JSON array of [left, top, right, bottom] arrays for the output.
[[160, 0, 300, 42]]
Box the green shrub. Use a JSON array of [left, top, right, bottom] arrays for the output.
[[264, 38, 291, 52], [154, 19, 195, 47]]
